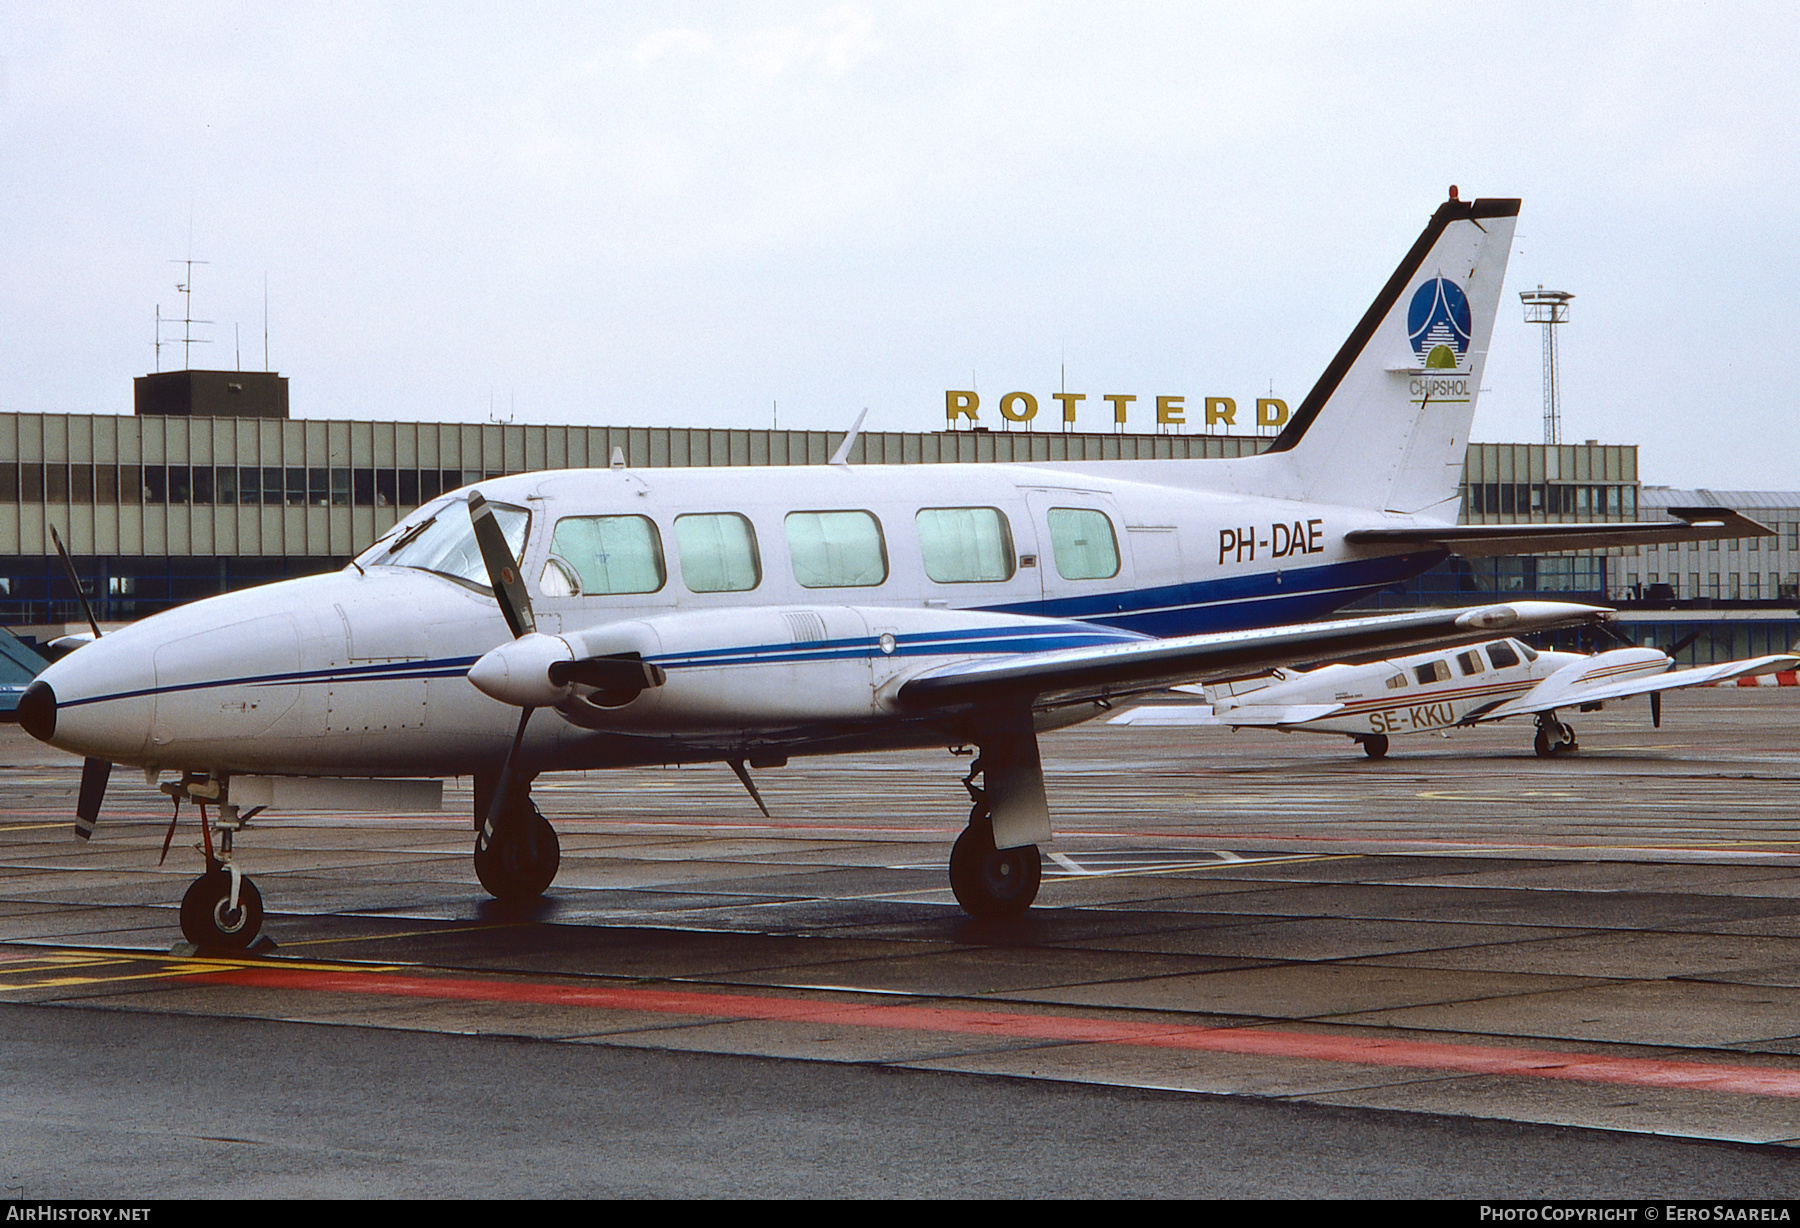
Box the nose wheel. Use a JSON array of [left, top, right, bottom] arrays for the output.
[[180, 868, 264, 951], [158, 778, 268, 952]]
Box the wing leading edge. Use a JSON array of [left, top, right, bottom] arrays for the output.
[[1481, 653, 1800, 721], [896, 600, 1609, 711]]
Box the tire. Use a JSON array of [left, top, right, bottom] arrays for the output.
[[1534, 727, 1555, 758], [948, 822, 1041, 918], [180, 869, 264, 951], [474, 805, 561, 901], [1361, 735, 1389, 760]]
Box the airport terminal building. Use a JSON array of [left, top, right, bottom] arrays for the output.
[[0, 392, 1794, 664]]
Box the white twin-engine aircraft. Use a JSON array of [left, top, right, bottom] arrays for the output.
[[1111, 637, 1800, 758], [17, 192, 1771, 949]]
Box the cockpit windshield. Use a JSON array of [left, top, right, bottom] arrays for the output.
[[355, 496, 531, 590]]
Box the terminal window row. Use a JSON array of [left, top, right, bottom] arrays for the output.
[[1464, 482, 1637, 519], [0, 554, 346, 627], [0, 464, 499, 508], [1641, 572, 1800, 601], [1640, 525, 1800, 552]]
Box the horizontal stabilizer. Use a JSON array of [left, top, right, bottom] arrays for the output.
[[1346, 508, 1773, 559]]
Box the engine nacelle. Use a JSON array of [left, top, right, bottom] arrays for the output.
[[542, 605, 1136, 733], [552, 606, 882, 731]]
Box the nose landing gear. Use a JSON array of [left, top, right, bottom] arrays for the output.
[[162, 775, 268, 951]]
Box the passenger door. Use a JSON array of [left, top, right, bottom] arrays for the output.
[[1023, 488, 1136, 623]]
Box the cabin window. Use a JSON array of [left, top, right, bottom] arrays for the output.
[[786, 510, 888, 588], [545, 514, 666, 596], [1046, 508, 1120, 580], [675, 513, 761, 593], [917, 507, 1015, 583], [1384, 672, 1407, 690], [1457, 650, 1483, 676], [369, 497, 532, 591], [1414, 660, 1451, 685], [1485, 641, 1520, 669]]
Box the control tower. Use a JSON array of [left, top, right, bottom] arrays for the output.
[[1520, 287, 1574, 446]]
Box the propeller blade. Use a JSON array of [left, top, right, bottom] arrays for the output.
[[1650, 690, 1662, 729], [1666, 630, 1703, 659], [477, 707, 534, 854], [467, 492, 534, 640], [547, 654, 668, 693], [74, 756, 112, 841], [48, 525, 103, 640], [1595, 621, 1637, 649]]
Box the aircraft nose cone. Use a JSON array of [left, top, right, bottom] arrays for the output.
[[17, 680, 55, 743]]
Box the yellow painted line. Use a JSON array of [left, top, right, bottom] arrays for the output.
[[1416, 790, 1586, 802], [1043, 853, 1357, 881], [0, 946, 411, 993], [275, 923, 525, 950], [4, 965, 221, 989], [0, 822, 75, 832], [0, 952, 144, 972]]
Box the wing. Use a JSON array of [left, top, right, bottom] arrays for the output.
[[1344, 507, 1772, 558], [1109, 703, 1343, 728], [896, 600, 1608, 711], [1481, 654, 1800, 721]]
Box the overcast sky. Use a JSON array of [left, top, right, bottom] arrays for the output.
[[4, 3, 1796, 489]]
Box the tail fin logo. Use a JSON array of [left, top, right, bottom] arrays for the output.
[[1408, 277, 1473, 370]]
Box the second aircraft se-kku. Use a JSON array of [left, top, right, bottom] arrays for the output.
[[1111, 635, 1798, 757]]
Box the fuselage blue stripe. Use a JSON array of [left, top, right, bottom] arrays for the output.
[[57, 550, 1442, 709]]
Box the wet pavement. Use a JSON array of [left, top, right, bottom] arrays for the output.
[[3, 687, 1800, 1191]]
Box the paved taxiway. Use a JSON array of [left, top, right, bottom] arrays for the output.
[[2, 688, 1799, 1195]]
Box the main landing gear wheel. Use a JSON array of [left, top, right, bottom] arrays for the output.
[[474, 806, 561, 901], [1360, 734, 1390, 760], [1534, 717, 1580, 758], [180, 869, 264, 951], [949, 811, 1042, 919]]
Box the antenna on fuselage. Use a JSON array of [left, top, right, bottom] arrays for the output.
[[830, 407, 869, 467]]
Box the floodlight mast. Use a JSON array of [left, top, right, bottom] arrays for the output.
[[1520, 286, 1574, 446]]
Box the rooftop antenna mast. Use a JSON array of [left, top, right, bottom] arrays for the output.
[[1520, 286, 1573, 446], [169, 258, 212, 370]]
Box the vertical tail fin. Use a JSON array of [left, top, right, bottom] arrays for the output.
[[1266, 193, 1519, 517]]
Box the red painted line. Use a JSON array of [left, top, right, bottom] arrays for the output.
[[205, 966, 1800, 1099]]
